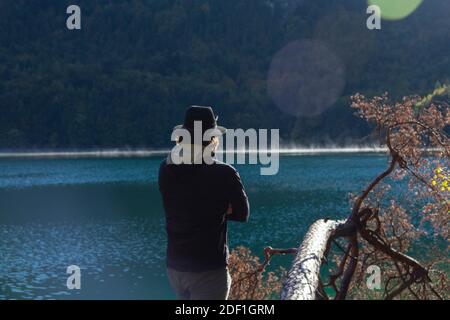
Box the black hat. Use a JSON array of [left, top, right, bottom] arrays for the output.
[[174, 105, 226, 135]]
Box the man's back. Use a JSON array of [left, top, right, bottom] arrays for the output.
[[159, 158, 249, 272]]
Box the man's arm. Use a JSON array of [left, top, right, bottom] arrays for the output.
[[226, 169, 250, 222]]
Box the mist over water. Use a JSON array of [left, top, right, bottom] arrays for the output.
[[0, 145, 388, 159]]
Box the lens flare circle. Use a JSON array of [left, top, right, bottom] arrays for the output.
[[368, 0, 423, 20], [267, 40, 345, 117]]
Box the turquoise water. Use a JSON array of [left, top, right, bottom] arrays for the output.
[[0, 154, 389, 299]]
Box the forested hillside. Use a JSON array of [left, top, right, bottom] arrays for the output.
[[0, 0, 448, 149]]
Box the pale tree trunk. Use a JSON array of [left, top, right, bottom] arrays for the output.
[[281, 219, 350, 300]]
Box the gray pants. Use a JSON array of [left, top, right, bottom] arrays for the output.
[[167, 267, 232, 300]]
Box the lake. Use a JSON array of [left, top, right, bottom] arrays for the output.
[[0, 153, 390, 299]]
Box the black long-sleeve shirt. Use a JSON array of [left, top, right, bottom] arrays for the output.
[[158, 156, 250, 272]]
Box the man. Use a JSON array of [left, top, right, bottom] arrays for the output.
[[159, 106, 250, 300]]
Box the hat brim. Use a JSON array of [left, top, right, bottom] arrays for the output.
[[173, 125, 227, 135]]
